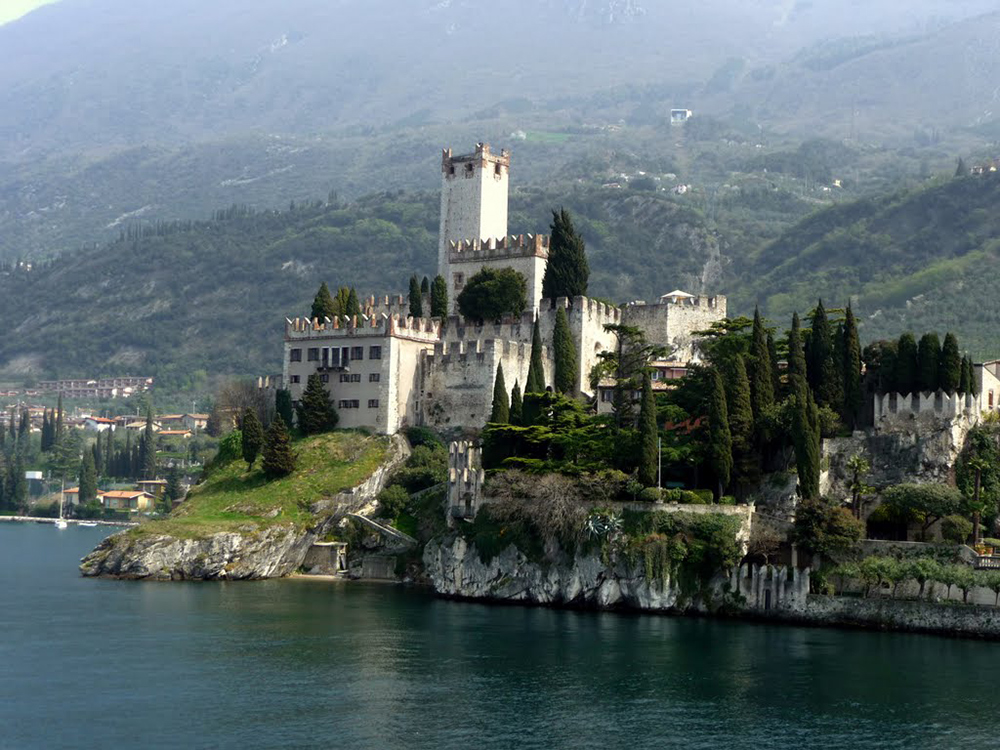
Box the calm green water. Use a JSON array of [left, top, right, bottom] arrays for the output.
[[1, 523, 998, 749]]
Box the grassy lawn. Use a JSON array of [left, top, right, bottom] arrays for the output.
[[131, 431, 389, 540]]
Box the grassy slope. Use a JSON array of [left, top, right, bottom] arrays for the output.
[[132, 431, 388, 540]]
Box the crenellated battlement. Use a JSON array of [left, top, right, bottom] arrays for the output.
[[284, 313, 441, 342], [448, 233, 549, 262], [426, 339, 549, 364], [548, 295, 623, 326], [442, 142, 510, 176], [362, 294, 408, 317], [657, 293, 727, 311], [874, 391, 981, 425]]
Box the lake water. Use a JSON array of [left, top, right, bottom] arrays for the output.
[[2, 523, 999, 749]]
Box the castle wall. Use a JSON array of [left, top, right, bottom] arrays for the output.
[[448, 235, 549, 314], [620, 295, 727, 362], [536, 297, 621, 396], [283, 315, 440, 435]]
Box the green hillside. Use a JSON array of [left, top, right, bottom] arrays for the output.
[[745, 171, 1000, 360]]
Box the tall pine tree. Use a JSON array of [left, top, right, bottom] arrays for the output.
[[421, 276, 430, 296], [262, 415, 296, 479], [525, 319, 545, 395], [296, 373, 339, 434], [430, 275, 448, 317], [275, 389, 294, 428], [637, 372, 658, 488], [408, 275, 423, 318], [345, 288, 361, 317], [708, 368, 733, 500], [895, 333, 918, 395], [842, 304, 863, 428], [749, 307, 775, 421], [489, 364, 510, 424], [939, 333, 962, 393], [79, 451, 98, 506], [509, 380, 523, 426], [140, 407, 157, 480], [541, 208, 589, 300], [552, 306, 578, 395], [790, 311, 821, 499], [807, 300, 838, 408], [311, 282, 337, 321], [241, 408, 265, 470], [916, 333, 941, 393], [727, 354, 758, 497]]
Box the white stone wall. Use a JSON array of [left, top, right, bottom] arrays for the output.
[[537, 297, 621, 396], [621, 295, 727, 362]]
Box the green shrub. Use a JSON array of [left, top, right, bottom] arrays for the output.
[[718, 495, 737, 506], [376, 485, 410, 519], [941, 515, 973, 545], [405, 426, 442, 449], [216, 430, 243, 464], [692, 489, 714, 504], [638, 487, 662, 503]]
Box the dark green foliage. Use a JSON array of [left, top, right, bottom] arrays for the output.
[[707, 368, 732, 498], [457, 267, 528, 322], [489, 364, 510, 425], [296, 373, 339, 435], [939, 333, 962, 393], [593, 324, 664, 430], [552, 306, 578, 395], [863, 339, 897, 393], [806, 299, 840, 409], [391, 444, 448, 493], [767, 331, 781, 397], [311, 282, 337, 321], [140, 407, 157, 480], [240, 407, 264, 470], [748, 308, 774, 420], [637, 372, 658, 487], [842, 304, 862, 427], [78, 450, 98, 506], [165, 466, 184, 505], [789, 313, 821, 499], [526, 319, 545, 395], [420, 276, 430, 296], [275, 388, 294, 428], [941, 515, 973, 545], [376, 485, 410, 519], [917, 333, 941, 392], [726, 355, 758, 496], [793, 497, 864, 557], [542, 208, 589, 300], [404, 426, 443, 449], [960, 355, 973, 394], [956, 157, 967, 177], [966, 356, 977, 395], [262, 415, 296, 479], [408, 275, 422, 318], [345, 288, 361, 317], [881, 483, 968, 540], [8, 453, 26, 513], [509, 380, 523, 426], [430, 275, 448, 317], [787, 312, 807, 383], [895, 333, 918, 395]]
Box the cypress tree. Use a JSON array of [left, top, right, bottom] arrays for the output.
[[408, 275, 423, 318], [541, 208, 589, 300], [93, 437, 103, 478], [430, 275, 448, 317], [345, 288, 361, 318], [296, 373, 339, 435], [241, 408, 264, 470], [140, 407, 157, 480], [960, 356, 971, 394], [637, 371, 658, 487], [275, 389, 294, 428], [104, 429, 114, 476], [842, 304, 862, 428], [789, 310, 821, 499], [807, 300, 837, 408], [489, 364, 510, 424], [9, 452, 26, 513], [311, 282, 337, 321], [525, 319, 545, 394], [55, 393, 64, 445], [727, 355, 757, 496], [421, 276, 430, 296], [708, 368, 733, 499], [788, 313, 807, 383], [749, 307, 774, 421], [895, 333, 918, 395], [552, 306, 578, 395], [917, 333, 941, 393], [509, 380, 523, 426], [78, 451, 98, 506], [262, 415, 296, 479], [940, 333, 962, 393], [8, 411, 14, 441], [333, 287, 352, 317], [966, 357, 978, 395], [17, 409, 28, 440], [767, 330, 781, 397], [165, 466, 184, 506]]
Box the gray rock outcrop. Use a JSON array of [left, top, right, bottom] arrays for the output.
[[80, 525, 316, 580]]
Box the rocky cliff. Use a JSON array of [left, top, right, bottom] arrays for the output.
[[80, 525, 316, 581], [423, 535, 738, 611]]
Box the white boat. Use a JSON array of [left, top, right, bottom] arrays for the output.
[[55, 482, 68, 529], [78, 521, 97, 527], [55, 518, 68, 529]]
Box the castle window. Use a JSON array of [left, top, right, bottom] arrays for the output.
[[350, 374, 361, 383], [289, 375, 300, 384], [330, 348, 341, 367], [369, 373, 380, 383], [307, 348, 319, 362], [338, 399, 360, 409], [453, 272, 464, 288], [464, 162, 474, 177], [289, 348, 302, 362], [368, 399, 379, 409], [448, 164, 455, 176], [494, 163, 502, 177], [320, 374, 329, 383], [369, 346, 382, 360], [600, 389, 613, 403], [340, 374, 350, 383], [351, 346, 364, 361]]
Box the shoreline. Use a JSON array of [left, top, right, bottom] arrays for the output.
[[0, 515, 136, 528]]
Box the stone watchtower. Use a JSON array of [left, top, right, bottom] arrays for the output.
[[438, 144, 510, 303]]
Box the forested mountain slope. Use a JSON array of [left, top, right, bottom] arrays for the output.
[[744, 171, 1000, 359]]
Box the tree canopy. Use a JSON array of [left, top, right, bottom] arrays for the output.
[[456, 267, 528, 322]]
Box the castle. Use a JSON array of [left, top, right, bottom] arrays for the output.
[[282, 143, 727, 434]]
